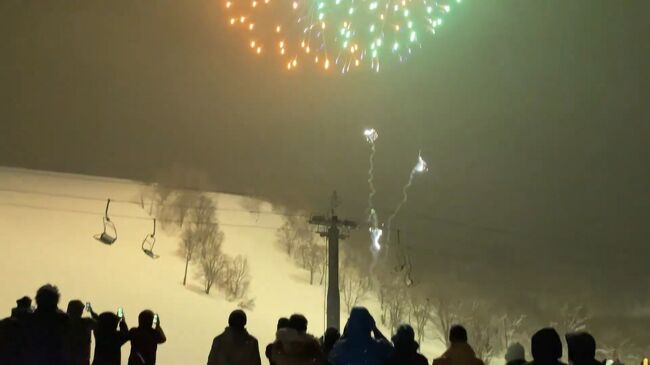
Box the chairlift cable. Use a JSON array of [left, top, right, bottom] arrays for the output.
[[0, 187, 309, 218], [0, 201, 283, 231]]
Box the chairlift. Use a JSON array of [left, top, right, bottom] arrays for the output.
[[94, 199, 117, 245], [394, 229, 414, 287], [141, 218, 159, 259]]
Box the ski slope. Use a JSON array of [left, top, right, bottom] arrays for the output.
[[0, 166, 445, 364]]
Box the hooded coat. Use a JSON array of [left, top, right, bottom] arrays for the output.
[[432, 343, 486, 365], [207, 327, 262, 365], [271, 328, 325, 365], [328, 308, 393, 365]]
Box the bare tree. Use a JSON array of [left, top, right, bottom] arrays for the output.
[[597, 339, 643, 365], [179, 194, 217, 286], [197, 227, 226, 295], [192, 195, 217, 226], [295, 236, 325, 285], [465, 302, 502, 365], [221, 255, 251, 300], [318, 251, 327, 285], [276, 216, 309, 257], [500, 313, 526, 350], [340, 266, 372, 314], [554, 303, 589, 334], [385, 283, 407, 335], [150, 183, 173, 216], [430, 297, 461, 348], [410, 294, 432, 345], [172, 190, 199, 228]]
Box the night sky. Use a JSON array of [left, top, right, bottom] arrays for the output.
[[2, 0, 649, 316]]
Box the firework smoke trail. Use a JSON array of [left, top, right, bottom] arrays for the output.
[[364, 128, 382, 254], [385, 152, 428, 244], [367, 141, 377, 218]]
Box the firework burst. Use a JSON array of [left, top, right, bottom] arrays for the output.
[[224, 0, 461, 73]]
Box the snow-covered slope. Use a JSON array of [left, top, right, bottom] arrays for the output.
[[0, 166, 445, 364]]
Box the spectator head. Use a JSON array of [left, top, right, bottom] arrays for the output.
[[16, 296, 32, 309], [35, 284, 60, 311], [228, 310, 247, 330], [392, 324, 419, 352], [289, 314, 308, 333], [449, 325, 468, 344], [277, 317, 290, 330], [531, 328, 562, 362], [343, 307, 375, 338], [566, 332, 597, 364], [506, 343, 526, 363], [138, 310, 155, 328], [97, 312, 120, 332], [67, 300, 85, 319]]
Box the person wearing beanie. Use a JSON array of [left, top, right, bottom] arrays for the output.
[[267, 318, 290, 365], [432, 325, 485, 365], [271, 313, 325, 365], [529, 328, 566, 365], [385, 324, 428, 365], [207, 310, 261, 365], [566, 332, 601, 365], [505, 343, 527, 365]]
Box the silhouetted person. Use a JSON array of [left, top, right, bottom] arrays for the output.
[[0, 296, 33, 365], [92, 312, 129, 365], [207, 310, 261, 365], [529, 328, 566, 365], [267, 317, 290, 365], [320, 327, 340, 363], [24, 284, 69, 365], [328, 307, 393, 365], [66, 300, 98, 365], [432, 325, 485, 365], [385, 324, 428, 365], [505, 343, 527, 365], [11, 296, 33, 320], [128, 310, 166, 365], [271, 313, 325, 365], [566, 332, 600, 365]]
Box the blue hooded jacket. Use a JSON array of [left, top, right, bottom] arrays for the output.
[[328, 308, 393, 365]]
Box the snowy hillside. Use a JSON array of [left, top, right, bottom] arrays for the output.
[[0, 166, 445, 364]]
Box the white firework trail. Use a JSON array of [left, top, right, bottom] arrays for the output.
[[385, 152, 428, 244], [364, 128, 382, 254]]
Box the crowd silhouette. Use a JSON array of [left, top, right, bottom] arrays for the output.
[[0, 283, 631, 365], [0, 284, 166, 365]]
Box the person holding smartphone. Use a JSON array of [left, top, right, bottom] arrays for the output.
[[92, 310, 129, 365], [127, 310, 166, 365], [66, 300, 99, 365]]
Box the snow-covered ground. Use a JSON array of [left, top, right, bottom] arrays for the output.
[[0, 166, 444, 364]]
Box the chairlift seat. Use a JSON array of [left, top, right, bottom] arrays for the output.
[[95, 216, 117, 245], [95, 199, 117, 245], [142, 247, 159, 259], [142, 234, 159, 259], [141, 219, 158, 259], [97, 232, 117, 245]]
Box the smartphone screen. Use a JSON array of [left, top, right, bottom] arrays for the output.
[[117, 307, 124, 319], [85, 302, 91, 311], [153, 314, 158, 328]]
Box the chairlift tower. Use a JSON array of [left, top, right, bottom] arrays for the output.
[[309, 192, 357, 330]]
